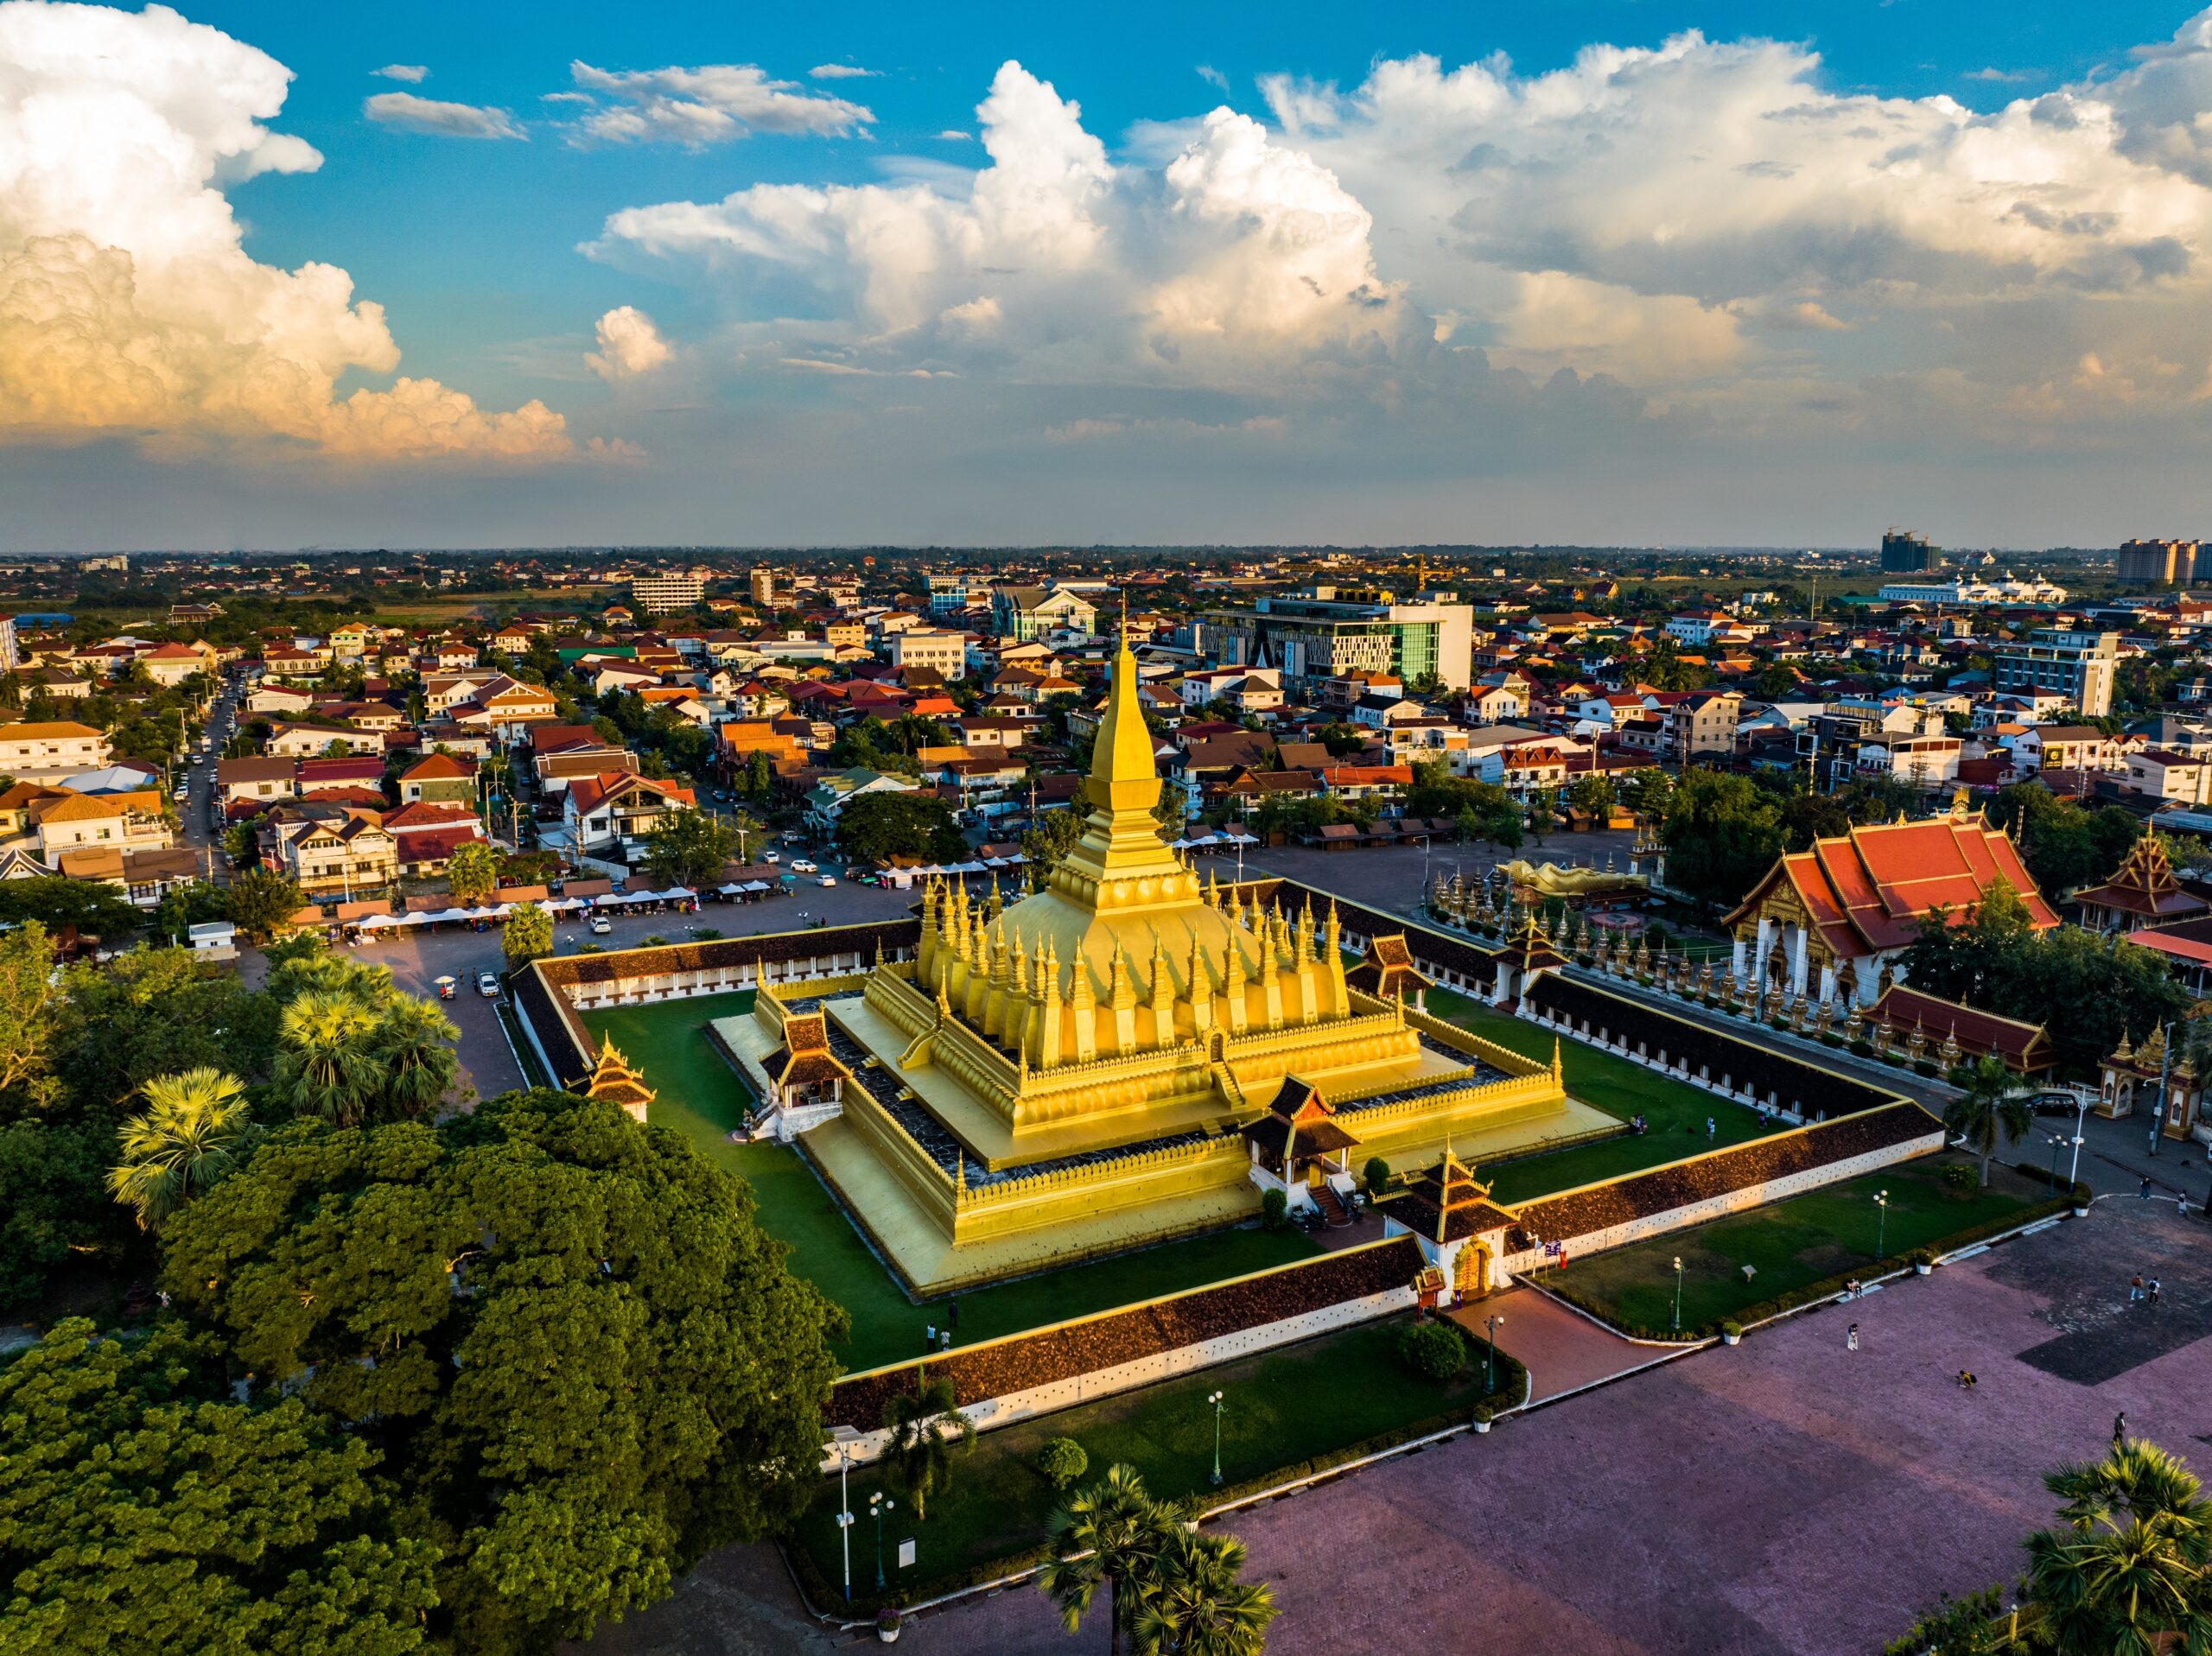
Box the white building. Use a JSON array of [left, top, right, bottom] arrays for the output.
[[1877, 576, 2069, 606], [630, 572, 708, 615]]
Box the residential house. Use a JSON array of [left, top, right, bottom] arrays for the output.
[[56, 844, 200, 908], [381, 803, 486, 876], [139, 642, 214, 686], [1671, 690, 1745, 763], [2126, 748, 2212, 805], [2012, 725, 2122, 775], [248, 682, 318, 716], [397, 752, 478, 806], [564, 772, 699, 857], [268, 808, 399, 896], [214, 756, 298, 811], [801, 766, 917, 834], [32, 789, 172, 862], [296, 756, 389, 797], [536, 744, 639, 796], [0, 721, 110, 784]]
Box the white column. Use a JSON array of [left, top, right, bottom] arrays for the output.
[[1732, 934, 1747, 980], [1819, 962, 1836, 1006], [1754, 916, 1772, 981], [1790, 928, 1809, 996]]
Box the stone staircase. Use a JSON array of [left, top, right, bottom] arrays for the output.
[[1313, 1183, 1353, 1228]]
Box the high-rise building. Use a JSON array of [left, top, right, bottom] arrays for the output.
[[748, 567, 779, 607], [1879, 529, 1940, 573], [630, 571, 706, 614], [1995, 629, 2119, 718], [2117, 538, 2198, 586], [1203, 587, 1473, 691]]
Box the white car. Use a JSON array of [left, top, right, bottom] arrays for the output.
[[791, 860, 817, 874], [589, 917, 613, 936], [763, 851, 779, 865], [817, 874, 838, 888], [477, 971, 500, 997]]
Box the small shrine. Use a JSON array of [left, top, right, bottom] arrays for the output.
[[1380, 1148, 1519, 1303], [1866, 985, 2054, 1075], [2073, 836, 2209, 935], [2098, 1025, 2203, 1139], [754, 1011, 854, 1137], [1242, 1077, 1363, 1221], [1491, 914, 1567, 1007], [1344, 934, 1432, 1012], [582, 1033, 656, 1124]]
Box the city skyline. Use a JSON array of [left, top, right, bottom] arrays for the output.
[[9, 0, 2212, 549]]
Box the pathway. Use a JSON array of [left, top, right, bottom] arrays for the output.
[[1448, 1285, 1652, 1404]]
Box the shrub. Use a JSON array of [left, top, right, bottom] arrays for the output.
[[1907, 1247, 1936, 1268], [1363, 1156, 1393, 1198], [1471, 1404, 1493, 1426], [694, 927, 723, 941], [1720, 1319, 1743, 1340], [1035, 1437, 1088, 1491], [1396, 1318, 1465, 1382], [1912, 1059, 1940, 1077], [1849, 1038, 1874, 1056], [1260, 1188, 1289, 1231], [640, 933, 669, 947], [1942, 1163, 1977, 1191]]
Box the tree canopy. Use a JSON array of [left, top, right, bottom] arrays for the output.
[[1661, 771, 1786, 910], [641, 807, 740, 888], [157, 1087, 844, 1653], [838, 790, 965, 866]]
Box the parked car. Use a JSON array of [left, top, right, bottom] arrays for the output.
[[763, 851, 779, 864], [589, 917, 613, 936], [477, 971, 500, 997]]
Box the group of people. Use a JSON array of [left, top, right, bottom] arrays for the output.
[[2127, 1273, 2163, 1305]]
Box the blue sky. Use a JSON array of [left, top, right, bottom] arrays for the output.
[[6, 0, 2212, 549]]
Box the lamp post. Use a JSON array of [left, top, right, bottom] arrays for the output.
[[828, 1424, 861, 1604], [1874, 1189, 1890, 1260], [1208, 1390, 1225, 1487], [2067, 1092, 2089, 1191], [869, 1491, 893, 1590], [1484, 1311, 1505, 1393], [1671, 1255, 1683, 1332], [2046, 1132, 2066, 1194]]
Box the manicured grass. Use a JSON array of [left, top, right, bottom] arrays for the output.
[[1540, 1156, 2050, 1336], [792, 1316, 1519, 1613], [579, 997, 1322, 1373], [1427, 986, 1777, 1202]]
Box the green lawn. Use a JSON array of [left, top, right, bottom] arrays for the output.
[[792, 1317, 1520, 1614], [1427, 986, 1779, 1202], [1540, 1155, 2055, 1336], [578, 997, 1321, 1374]]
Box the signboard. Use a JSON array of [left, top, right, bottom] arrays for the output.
[[898, 1539, 917, 1570]]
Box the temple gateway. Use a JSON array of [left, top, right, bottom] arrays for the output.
[[724, 625, 1603, 1293]]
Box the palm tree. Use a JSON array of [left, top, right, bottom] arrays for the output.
[[2024, 1437, 2212, 1655], [275, 988, 384, 1126], [106, 1067, 253, 1229], [1038, 1462, 1182, 1656], [372, 997, 461, 1121], [1128, 1526, 1278, 1656], [1942, 1054, 2034, 1187], [880, 1375, 976, 1522]]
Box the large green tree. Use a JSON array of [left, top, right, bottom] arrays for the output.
[[0, 876, 139, 938], [0, 1319, 439, 1656], [1942, 1056, 2035, 1189], [640, 807, 740, 888], [1661, 771, 1786, 910], [226, 867, 307, 943], [2024, 1437, 2212, 1656], [444, 841, 500, 906], [1128, 1526, 1279, 1656], [157, 1088, 843, 1654], [106, 1066, 256, 1230], [837, 790, 965, 866]]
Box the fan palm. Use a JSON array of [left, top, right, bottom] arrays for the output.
[[2024, 1437, 2212, 1656], [106, 1067, 253, 1229], [1038, 1462, 1184, 1656], [1942, 1055, 2034, 1187], [880, 1375, 976, 1522], [1128, 1526, 1277, 1656], [372, 996, 461, 1121], [275, 988, 384, 1126]]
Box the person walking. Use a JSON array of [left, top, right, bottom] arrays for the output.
[[2130, 1274, 2145, 1303], [2148, 1277, 2162, 1305], [1847, 1323, 1859, 1352], [2141, 1176, 2154, 1200], [1707, 1116, 1717, 1141], [948, 1299, 959, 1329], [925, 1322, 936, 1351], [2114, 1411, 2127, 1448]]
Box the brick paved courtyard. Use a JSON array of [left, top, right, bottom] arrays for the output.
[[581, 1195, 2209, 1656]]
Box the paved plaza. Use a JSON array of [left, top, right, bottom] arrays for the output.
[[582, 1194, 2211, 1656]]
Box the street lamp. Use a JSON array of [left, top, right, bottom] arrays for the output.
[[1874, 1190, 1890, 1260], [1484, 1311, 1505, 1393], [1671, 1255, 1684, 1332], [2044, 1132, 2069, 1194], [2067, 1092, 2089, 1191], [1208, 1390, 1225, 1487], [868, 1491, 893, 1590], [828, 1424, 861, 1604]]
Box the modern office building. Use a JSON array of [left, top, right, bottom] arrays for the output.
[[1879, 529, 1940, 573], [748, 567, 778, 607], [2117, 539, 2199, 587], [1203, 587, 1473, 691], [630, 571, 707, 614], [889, 627, 968, 679], [1995, 629, 2119, 719]]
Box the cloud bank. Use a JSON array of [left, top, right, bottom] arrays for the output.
[[0, 0, 571, 462], [563, 59, 874, 144]]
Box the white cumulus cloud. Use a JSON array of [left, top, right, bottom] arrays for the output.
[[808, 63, 877, 80], [0, 0, 573, 461], [564, 59, 873, 144], [372, 62, 427, 82], [365, 91, 524, 140], [586, 305, 672, 378]]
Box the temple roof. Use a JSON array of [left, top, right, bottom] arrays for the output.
[[1346, 933, 1433, 1000], [1725, 806, 2057, 959], [582, 1034, 655, 1113], [763, 1011, 855, 1091], [2074, 836, 2209, 922], [1869, 985, 2052, 1069], [1241, 1075, 1363, 1160], [1388, 1148, 1517, 1243]]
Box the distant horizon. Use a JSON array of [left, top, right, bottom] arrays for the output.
[[0, 542, 2120, 561], [9, 1, 2212, 545]]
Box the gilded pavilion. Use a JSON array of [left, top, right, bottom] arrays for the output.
[[723, 622, 1599, 1292]]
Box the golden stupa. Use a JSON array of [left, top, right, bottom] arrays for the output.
[[724, 620, 1602, 1293]]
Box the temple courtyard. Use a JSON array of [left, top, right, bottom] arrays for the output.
[[581, 1195, 2211, 1656]]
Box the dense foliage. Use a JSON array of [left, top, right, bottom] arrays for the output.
[[1986, 783, 2143, 897], [1660, 771, 1786, 910], [641, 806, 740, 887], [1900, 885, 2188, 1076], [838, 790, 965, 866], [156, 1087, 844, 1653]]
